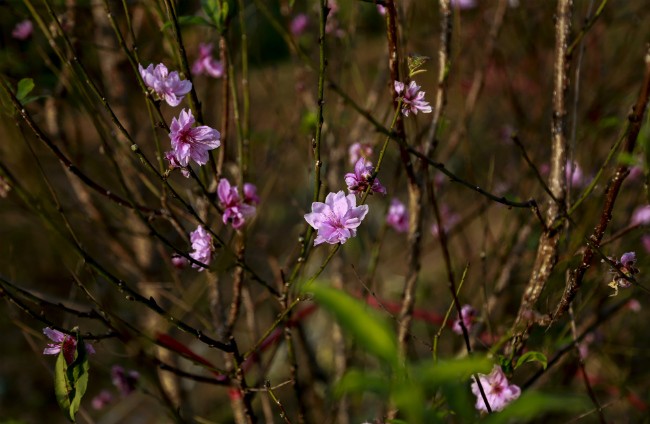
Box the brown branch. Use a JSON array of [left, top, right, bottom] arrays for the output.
[[552, 46, 650, 321], [506, 0, 573, 359]]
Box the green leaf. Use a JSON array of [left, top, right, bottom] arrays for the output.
[[161, 15, 213, 31], [617, 151, 637, 166], [481, 392, 588, 424], [16, 78, 34, 102], [414, 356, 493, 387], [335, 368, 390, 397], [515, 351, 547, 370], [54, 333, 90, 422], [304, 284, 398, 365]]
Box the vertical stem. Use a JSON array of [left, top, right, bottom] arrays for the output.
[[313, 0, 328, 203], [508, 0, 572, 358]]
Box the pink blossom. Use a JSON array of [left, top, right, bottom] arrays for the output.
[[12, 20, 33, 40], [629, 165, 644, 181], [631, 205, 650, 226], [377, 5, 386, 15], [642, 235, 650, 254], [607, 251, 639, 296], [138, 63, 192, 107], [348, 142, 373, 165], [386, 198, 409, 233], [394, 80, 432, 116], [566, 161, 587, 188], [452, 304, 477, 335], [290, 13, 309, 36], [324, 0, 344, 37], [111, 365, 140, 397], [451, 0, 477, 9], [189, 225, 213, 271], [345, 158, 386, 196], [43, 327, 95, 365], [171, 253, 189, 269], [627, 299, 642, 313], [471, 365, 521, 413], [218, 179, 256, 229], [166, 109, 220, 169], [304, 191, 369, 246], [243, 183, 260, 206], [192, 43, 224, 78], [91, 390, 114, 410], [431, 205, 461, 237]]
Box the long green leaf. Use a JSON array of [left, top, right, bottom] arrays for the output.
[[304, 284, 398, 365], [53, 333, 90, 422]]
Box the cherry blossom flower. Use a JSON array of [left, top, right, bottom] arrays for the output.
[[43, 327, 95, 365], [394, 80, 432, 116], [643, 235, 650, 254], [111, 365, 140, 397], [192, 43, 224, 78], [171, 253, 189, 269], [566, 161, 587, 188], [91, 390, 114, 410], [324, 0, 344, 37], [218, 179, 256, 230], [471, 365, 521, 413], [12, 20, 33, 40], [452, 304, 477, 335], [290, 13, 309, 36], [451, 0, 477, 9], [345, 158, 386, 196], [377, 5, 386, 15], [189, 225, 213, 271], [348, 142, 373, 165], [166, 109, 220, 170], [243, 183, 260, 206], [431, 204, 461, 237], [138, 63, 192, 107], [607, 251, 639, 296], [304, 191, 369, 246], [631, 205, 650, 226], [386, 198, 409, 233]]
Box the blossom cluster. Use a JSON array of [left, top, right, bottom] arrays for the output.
[[189, 225, 214, 271], [192, 43, 224, 78], [305, 191, 369, 246], [43, 327, 95, 365], [607, 251, 639, 296], [139, 63, 192, 107], [218, 178, 259, 230], [165, 109, 221, 174], [471, 365, 521, 413], [394, 80, 432, 116]]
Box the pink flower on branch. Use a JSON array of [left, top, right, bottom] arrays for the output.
[[348, 142, 373, 165], [138, 63, 192, 107], [607, 251, 639, 296], [304, 191, 369, 246], [43, 327, 95, 365], [111, 365, 140, 397], [394, 80, 432, 116], [166, 109, 220, 170], [290, 13, 309, 36], [631, 205, 650, 226], [471, 365, 521, 413], [192, 43, 224, 78], [218, 179, 256, 230], [345, 158, 386, 196], [452, 304, 477, 335], [189, 225, 213, 271], [12, 20, 33, 40], [386, 198, 409, 233]]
